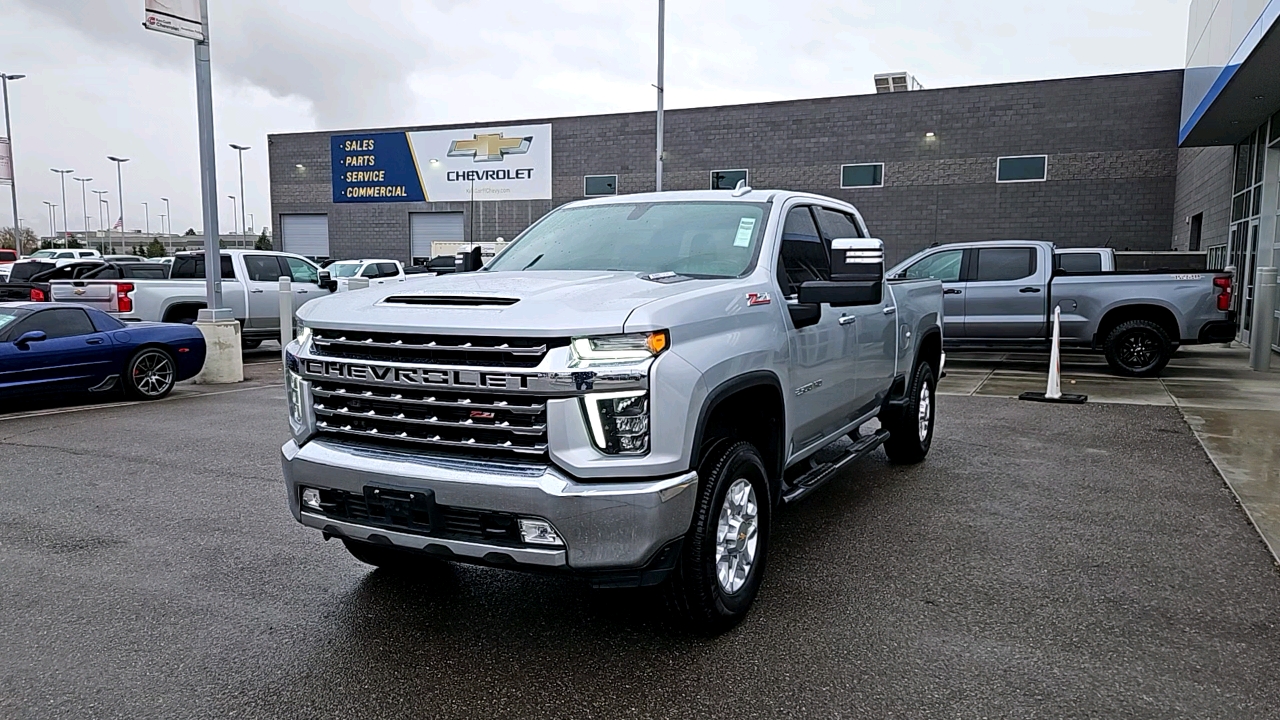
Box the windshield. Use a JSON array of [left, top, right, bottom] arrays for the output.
[[29, 250, 56, 259], [487, 201, 771, 277], [327, 262, 362, 277]]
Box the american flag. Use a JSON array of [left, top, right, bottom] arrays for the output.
[[113, 216, 123, 230]]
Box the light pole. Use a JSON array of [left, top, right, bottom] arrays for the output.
[[73, 176, 92, 233], [92, 190, 107, 231], [2, 73, 26, 237], [101, 198, 111, 250], [161, 197, 171, 235], [42, 201, 55, 241], [142, 201, 150, 235], [51, 168, 73, 241], [655, 0, 665, 192], [229, 143, 249, 242], [107, 155, 129, 246], [159, 213, 167, 238], [227, 194, 237, 236]]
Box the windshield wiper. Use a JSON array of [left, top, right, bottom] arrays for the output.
[[521, 254, 545, 271]]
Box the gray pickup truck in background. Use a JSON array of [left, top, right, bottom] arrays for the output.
[[889, 240, 1237, 376], [281, 189, 944, 631]]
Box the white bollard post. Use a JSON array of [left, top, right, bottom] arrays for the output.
[[1045, 306, 1063, 400], [1019, 304, 1087, 404], [279, 275, 293, 357]]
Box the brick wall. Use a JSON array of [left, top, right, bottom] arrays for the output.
[[1170, 145, 1235, 252], [270, 70, 1184, 264]]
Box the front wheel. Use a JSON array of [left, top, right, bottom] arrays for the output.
[[124, 348, 176, 400], [1104, 319, 1171, 377], [882, 360, 936, 464], [242, 339, 263, 350], [665, 441, 771, 634]]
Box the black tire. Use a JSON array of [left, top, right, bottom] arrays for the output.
[[341, 538, 447, 573], [1104, 319, 1172, 377], [665, 441, 771, 634], [242, 339, 263, 350], [124, 348, 177, 400], [882, 360, 936, 465]]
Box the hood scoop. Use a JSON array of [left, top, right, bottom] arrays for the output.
[[382, 295, 520, 307]]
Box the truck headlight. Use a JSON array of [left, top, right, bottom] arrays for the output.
[[583, 391, 649, 455], [284, 351, 315, 442], [570, 331, 668, 365]]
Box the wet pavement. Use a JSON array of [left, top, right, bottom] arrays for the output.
[[941, 345, 1280, 564], [3, 373, 1280, 718]]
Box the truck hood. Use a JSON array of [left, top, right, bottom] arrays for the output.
[[295, 270, 729, 336]]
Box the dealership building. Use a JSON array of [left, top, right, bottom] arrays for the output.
[[269, 4, 1280, 355], [268, 70, 1184, 269]]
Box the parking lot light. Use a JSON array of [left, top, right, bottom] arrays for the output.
[[302, 488, 322, 510]]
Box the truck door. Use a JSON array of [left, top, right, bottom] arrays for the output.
[[242, 255, 286, 331], [776, 205, 857, 454], [281, 256, 323, 314], [813, 207, 895, 416], [899, 248, 965, 338], [963, 245, 1047, 339]]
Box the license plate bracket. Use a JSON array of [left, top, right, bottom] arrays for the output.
[[364, 485, 436, 532]]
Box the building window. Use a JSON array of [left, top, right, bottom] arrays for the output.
[[1207, 244, 1227, 270], [996, 155, 1048, 183], [584, 175, 617, 197], [1189, 213, 1203, 252], [840, 163, 884, 188], [711, 169, 748, 190]]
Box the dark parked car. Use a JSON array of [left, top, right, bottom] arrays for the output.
[[0, 302, 206, 403]]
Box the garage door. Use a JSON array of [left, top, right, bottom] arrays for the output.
[[410, 212, 464, 261], [281, 214, 330, 259]]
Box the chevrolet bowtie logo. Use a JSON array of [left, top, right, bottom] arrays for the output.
[[447, 133, 532, 162]]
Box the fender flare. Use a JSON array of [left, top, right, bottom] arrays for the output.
[[689, 370, 786, 481]]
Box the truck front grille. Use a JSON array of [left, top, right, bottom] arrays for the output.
[[311, 381, 549, 457], [312, 488, 522, 545], [310, 330, 564, 368]]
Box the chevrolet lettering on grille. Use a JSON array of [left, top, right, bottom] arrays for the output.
[[302, 359, 531, 391]]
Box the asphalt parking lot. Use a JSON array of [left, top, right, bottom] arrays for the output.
[[3, 366, 1279, 719]]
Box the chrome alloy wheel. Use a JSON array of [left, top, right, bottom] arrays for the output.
[[715, 478, 759, 594], [132, 351, 174, 397], [917, 382, 932, 442]]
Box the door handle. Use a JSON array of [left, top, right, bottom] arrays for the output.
[[86, 338, 104, 345], [295, 289, 308, 294], [1019, 287, 1042, 293], [838, 315, 857, 326], [250, 288, 264, 294], [883, 306, 896, 315], [943, 288, 962, 295]]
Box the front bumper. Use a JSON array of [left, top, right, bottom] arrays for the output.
[[281, 439, 698, 571]]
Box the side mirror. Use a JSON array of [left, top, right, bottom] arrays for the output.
[[317, 270, 336, 292], [797, 238, 885, 307], [788, 302, 821, 329], [15, 330, 47, 347], [455, 246, 483, 273]]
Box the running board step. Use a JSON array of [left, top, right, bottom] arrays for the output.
[[781, 429, 891, 504]]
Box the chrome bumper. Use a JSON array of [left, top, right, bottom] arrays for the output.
[[281, 439, 698, 570]]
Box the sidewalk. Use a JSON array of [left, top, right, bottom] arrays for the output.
[[940, 345, 1280, 564]]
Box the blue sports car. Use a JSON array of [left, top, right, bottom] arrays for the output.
[[0, 302, 207, 403]]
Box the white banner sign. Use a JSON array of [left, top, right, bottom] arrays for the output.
[[0, 138, 12, 185], [144, 0, 205, 41], [411, 124, 553, 202]]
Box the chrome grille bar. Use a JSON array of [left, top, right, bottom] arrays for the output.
[[316, 420, 548, 456], [312, 386, 545, 415], [314, 405, 546, 436], [313, 336, 547, 355]]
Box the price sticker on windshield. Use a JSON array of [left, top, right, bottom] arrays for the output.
[[733, 217, 756, 247]]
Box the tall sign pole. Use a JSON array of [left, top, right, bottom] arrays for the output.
[[1, 74, 25, 238], [655, 0, 665, 192], [145, 0, 224, 316]]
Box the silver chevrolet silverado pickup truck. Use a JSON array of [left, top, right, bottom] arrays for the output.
[[889, 240, 1238, 376], [281, 189, 944, 630]]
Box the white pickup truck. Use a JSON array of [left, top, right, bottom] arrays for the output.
[[49, 249, 329, 348]]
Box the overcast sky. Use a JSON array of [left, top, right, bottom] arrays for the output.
[[3, 0, 1189, 238]]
